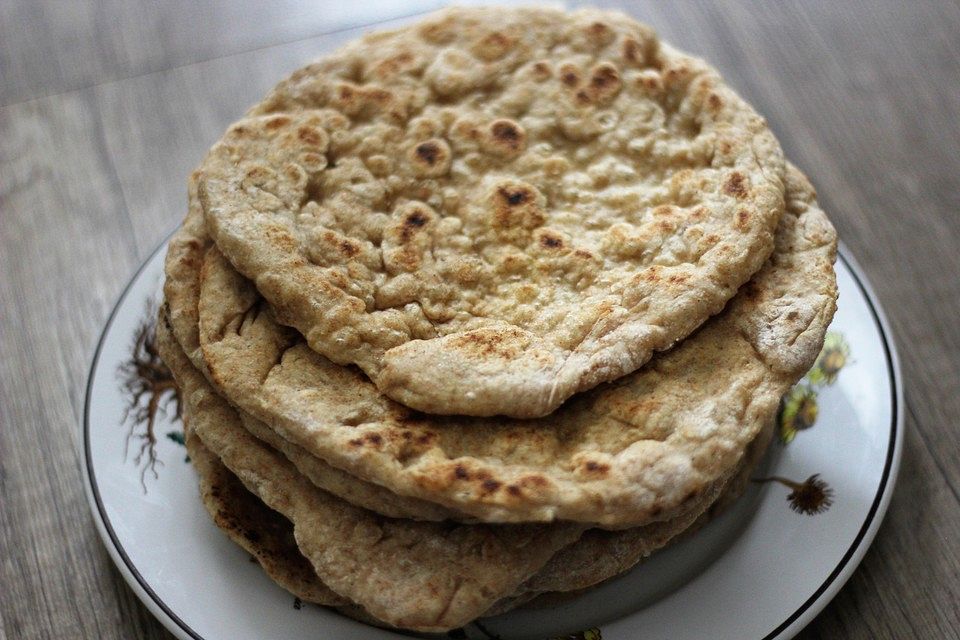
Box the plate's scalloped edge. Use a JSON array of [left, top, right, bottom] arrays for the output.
[[81, 239, 903, 640]]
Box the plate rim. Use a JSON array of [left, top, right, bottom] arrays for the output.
[[81, 240, 903, 640], [758, 242, 904, 640]]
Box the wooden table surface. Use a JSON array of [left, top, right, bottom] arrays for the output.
[[2, 1, 958, 638]]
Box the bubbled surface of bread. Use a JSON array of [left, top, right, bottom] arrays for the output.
[[198, 7, 786, 417], [191, 164, 835, 528]]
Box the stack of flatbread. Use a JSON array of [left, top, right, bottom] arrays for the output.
[[157, 7, 838, 633]]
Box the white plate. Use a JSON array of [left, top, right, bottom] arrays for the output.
[[83, 240, 902, 640]]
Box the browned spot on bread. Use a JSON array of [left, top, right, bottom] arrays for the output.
[[500, 185, 527, 206], [723, 172, 749, 199], [339, 240, 360, 258], [368, 88, 393, 105], [736, 209, 750, 230], [591, 64, 617, 87], [406, 210, 428, 227], [574, 249, 594, 260], [450, 327, 526, 360], [532, 61, 552, 80], [518, 474, 550, 491], [331, 83, 401, 120], [301, 152, 325, 169], [297, 126, 325, 146], [664, 64, 691, 87], [668, 274, 689, 284], [473, 31, 514, 61], [507, 484, 522, 497], [418, 19, 456, 44], [560, 63, 581, 87], [262, 225, 300, 254], [622, 38, 643, 64], [652, 204, 676, 217], [397, 206, 433, 243], [657, 220, 676, 233], [245, 166, 271, 182], [491, 120, 523, 148], [372, 51, 414, 79], [454, 464, 469, 480], [584, 460, 610, 475], [408, 138, 451, 177], [708, 93, 723, 111], [416, 142, 440, 164], [585, 62, 622, 104], [265, 116, 291, 130], [539, 233, 564, 249], [481, 478, 502, 494], [491, 182, 546, 232], [497, 253, 530, 275], [723, 171, 747, 200], [585, 21, 615, 47], [325, 267, 349, 289]]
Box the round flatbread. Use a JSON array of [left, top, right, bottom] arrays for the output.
[[163, 171, 211, 371], [195, 164, 835, 528], [160, 321, 584, 631], [161, 319, 765, 632], [198, 6, 786, 417], [165, 177, 461, 521], [184, 427, 346, 607]]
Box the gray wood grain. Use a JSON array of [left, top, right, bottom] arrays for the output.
[[2, 1, 959, 638], [0, 0, 446, 106]]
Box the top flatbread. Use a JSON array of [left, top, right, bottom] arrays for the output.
[[198, 6, 786, 417], [195, 164, 836, 527]]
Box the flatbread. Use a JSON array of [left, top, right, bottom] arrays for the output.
[[182, 363, 772, 625], [237, 410, 456, 521], [194, 164, 836, 527], [185, 424, 767, 624], [160, 320, 585, 632], [198, 6, 786, 417], [184, 408, 769, 627], [183, 426, 346, 606], [163, 172, 210, 371], [514, 414, 775, 600], [187, 410, 400, 629], [163, 193, 734, 526], [165, 183, 462, 522], [164, 319, 773, 631]]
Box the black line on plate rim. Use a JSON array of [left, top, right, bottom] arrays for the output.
[[83, 233, 205, 640], [83, 246, 900, 640], [757, 250, 900, 640]]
